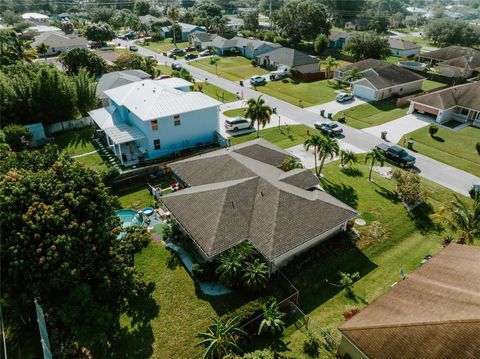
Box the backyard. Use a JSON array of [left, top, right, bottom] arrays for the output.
[[257, 78, 338, 107], [190, 56, 269, 81], [400, 125, 480, 177], [421, 79, 446, 92], [334, 99, 408, 129]]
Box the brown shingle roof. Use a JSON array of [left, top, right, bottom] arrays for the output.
[[410, 82, 480, 111], [421, 46, 480, 71], [338, 58, 425, 89], [339, 244, 480, 359], [161, 139, 356, 261]]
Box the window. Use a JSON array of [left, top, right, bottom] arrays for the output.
[[153, 139, 161, 150], [460, 108, 469, 116], [174, 114, 181, 126], [151, 119, 158, 131]]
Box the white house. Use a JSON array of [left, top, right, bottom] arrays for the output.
[[388, 38, 421, 57], [31, 31, 88, 56], [334, 59, 425, 101], [189, 32, 218, 50], [89, 79, 221, 166]]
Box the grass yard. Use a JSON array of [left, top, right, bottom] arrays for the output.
[[334, 99, 408, 129], [399, 125, 480, 177], [117, 185, 153, 210], [141, 39, 190, 54], [230, 125, 312, 149], [257, 78, 338, 107], [402, 36, 435, 48], [157, 64, 173, 76], [421, 79, 446, 92], [190, 56, 269, 81], [223, 108, 245, 117], [194, 82, 237, 103]]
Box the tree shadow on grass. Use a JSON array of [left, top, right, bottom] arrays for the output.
[[321, 177, 359, 209], [341, 167, 363, 177], [374, 183, 400, 204], [409, 202, 441, 234], [432, 135, 445, 142]]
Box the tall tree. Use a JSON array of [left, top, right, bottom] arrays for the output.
[[424, 18, 480, 47], [245, 96, 272, 139], [317, 135, 340, 176], [242, 10, 259, 32], [365, 148, 385, 182], [61, 21, 74, 34], [0, 146, 152, 355], [35, 42, 49, 61], [84, 23, 116, 43], [339, 149, 357, 168], [432, 195, 480, 244], [0, 32, 36, 65], [192, 0, 224, 32], [165, 7, 181, 45], [134, 0, 150, 15], [322, 56, 339, 78], [344, 32, 390, 61], [74, 68, 98, 117], [304, 134, 323, 177], [342, 66, 364, 83], [274, 0, 331, 43], [59, 48, 109, 76]]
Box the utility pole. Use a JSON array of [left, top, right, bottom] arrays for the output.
[[269, 0, 272, 28]]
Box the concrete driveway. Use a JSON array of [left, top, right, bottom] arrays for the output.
[[305, 97, 367, 117], [362, 113, 430, 144]]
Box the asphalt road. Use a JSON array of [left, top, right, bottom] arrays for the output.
[[116, 39, 480, 196]]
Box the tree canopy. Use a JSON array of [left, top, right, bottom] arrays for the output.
[[424, 18, 480, 47], [344, 32, 390, 61], [84, 22, 116, 43], [59, 47, 109, 77]]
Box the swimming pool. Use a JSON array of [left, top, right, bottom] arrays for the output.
[[117, 209, 144, 227]]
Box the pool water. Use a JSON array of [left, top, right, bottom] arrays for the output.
[[117, 209, 144, 227]]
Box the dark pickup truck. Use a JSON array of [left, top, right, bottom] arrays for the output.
[[375, 143, 416, 168]]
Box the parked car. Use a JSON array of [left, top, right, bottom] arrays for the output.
[[167, 48, 183, 58], [250, 76, 267, 86], [171, 62, 182, 70], [336, 92, 354, 102], [184, 46, 196, 52], [129, 45, 138, 52], [375, 143, 416, 168], [314, 122, 343, 136], [184, 53, 198, 60], [224, 117, 253, 132], [199, 49, 213, 56], [120, 31, 136, 40]]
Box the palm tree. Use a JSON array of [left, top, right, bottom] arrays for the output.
[[242, 259, 269, 290], [245, 96, 272, 139], [258, 300, 285, 336], [281, 156, 303, 171], [166, 7, 181, 46], [232, 241, 257, 261], [142, 56, 158, 77], [196, 316, 246, 359], [343, 66, 364, 83], [365, 148, 385, 182], [216, 250, 242, 286], [317, 135, 340, 176], [339, 149, 358, 168], [35, 42, 49, 61], [304, 134, 323, 177], [322, 56, 339, 79], [432, 195, 480, 244]]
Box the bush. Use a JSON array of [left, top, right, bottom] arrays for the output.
[[100, 166, 120, 186], [3, 124, 32, 151], [476, 142, 480, 156], [343, 308, 360, 320], [470, 185, 479, 200], [303, 330, 321, 358], [243, 349, 274, 359], [428, 125, 439, 137], [221, 296, 275, 325], [191, 261, 217, 281], [191, 263, 204, 279], [251, 59, 258, 67]]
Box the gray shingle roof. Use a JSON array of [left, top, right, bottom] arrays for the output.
[[410, 82, 480, 111], [96, 70, 151, 99], [190, 32, 217, 42], [421, 46, 480, 71], [329, 31, 351, 42], [388, 38, 421, 50], [161, 139, 356, 261], [31, 31, 87, 48], [212, 36, 281, 51], [256, 47, 319, 67]]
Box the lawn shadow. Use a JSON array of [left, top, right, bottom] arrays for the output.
[[432, 135, 445, 142], [54, 127, 95, 153], [321, 177, 359, 208], [409, 202, 441, 234], [374, 183, 400, 204], [341, 167, 363, 177]]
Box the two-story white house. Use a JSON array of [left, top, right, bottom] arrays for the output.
[[89, 79, 221, 166]]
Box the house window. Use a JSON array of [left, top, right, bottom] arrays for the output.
[[151, 119, 158, 131], [174, 114, 181, 126], [153, 139, 161, 150], [460, 108, 469, 116]]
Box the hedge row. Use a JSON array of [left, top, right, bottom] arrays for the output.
[[221, 296, 275, 325]]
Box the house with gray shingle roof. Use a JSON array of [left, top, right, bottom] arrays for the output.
[[334, 58, 425, 101], [418, 46, 480, 78], [160, 139, 357, 271], [31, 31, 87, 56], [256, 47, 320, 74], [388, 38, 421, 57], [211, 36, 282, 59]]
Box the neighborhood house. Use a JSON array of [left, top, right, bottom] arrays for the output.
[[334, 59, 425, 101], [408, 82, 480, 127], [418, 46, 480, 78], [344, 19, 369, 30], [167, 22, 206, 41], [31, 31, 88, 56], [338, 244, 480, 359], [388, 38, 421, 57], [328, 31, 351, 49], [89, 79, 221, 165], [189, 32, 218, 50], [160, 139, 357, 272], [96, 70, 151, 106], [256, 47, 320, 74], [211, 36, 282, 59]]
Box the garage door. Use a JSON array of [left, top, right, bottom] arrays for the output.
[[413, 103, 439, 116], [353, 85, 376, 101]]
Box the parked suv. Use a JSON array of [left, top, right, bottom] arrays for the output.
[[376, 143, 416, 168], [314, 121, 343, 136], [184, 53, 198, 60], [224, 117, 253, 132]]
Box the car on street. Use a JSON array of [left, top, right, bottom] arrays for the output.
[[375, 143, 416, 168], [199, 49, 213, 56], [167, 48, 183, 57], [250, 76, 267, 86], [224, 117, 253, 132], [314, 121, 343, 136], [120, 31, 136, 40], [184, 53, 198, 60], [129, 45, 138, 52], [171, 62, 182, 70], [184, 46, 196, 52], [336, 92, 354, 102]]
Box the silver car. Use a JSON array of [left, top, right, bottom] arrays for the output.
[[336, 92, 354, 102], [224, 117, 253, 132]]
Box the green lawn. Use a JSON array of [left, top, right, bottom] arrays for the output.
[[402, 36, 435, 48], [118, 186, 153, 210], [157, 64, 173, 76], [258, 78, 338, 107], [223, 108, 245, 117], [399, 125, 480, 177], [230, 125, 312, 149], [141, 39, 190, 54], [190, 56, 269, 81], [194, 82, 237, 103], [421, 79, 446, 92], [334, 99, 408, 129]]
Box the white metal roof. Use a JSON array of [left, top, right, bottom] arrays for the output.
[[89, 107, 146, 144], [22, 12, 49, 20], [103, 80, 221, 121]]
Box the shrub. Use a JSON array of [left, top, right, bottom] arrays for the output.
[[338, 271, 360, 296], [428, 125, 438, 137], [100, 166, 120, 186], [390, 168, 427, 207], [221, 296, 275, 325], [3, 124, 32, 151], [243, 349, 274, 359], [343, 308, 360, 320], [303, 330, 321, 358], [251, 59, 258, 67], [476, 142, 480, 156], [191, 263, 204, 279], [443, 235, 453, 246], [469, 185, 479, 200]]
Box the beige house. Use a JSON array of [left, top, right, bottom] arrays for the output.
[[408, 82, 480, 126], [419, 46, 480, 78], [334, 59, 425, 101], [160, 139, 357, 271], [188, 32, 218, 50], [338, 244, 480, 359]]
